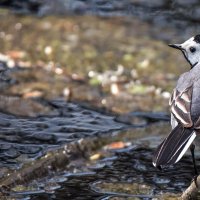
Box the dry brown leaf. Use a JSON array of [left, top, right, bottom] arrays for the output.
[[105, 141, 126, 149]]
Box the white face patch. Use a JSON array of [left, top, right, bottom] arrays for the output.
[[180, 37, 200, 67]]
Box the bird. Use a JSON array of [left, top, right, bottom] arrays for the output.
[[152, 34, 200, 175]]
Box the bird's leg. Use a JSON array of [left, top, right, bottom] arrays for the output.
[[190, 143, 199, 187], [190, 143, 198, 175]]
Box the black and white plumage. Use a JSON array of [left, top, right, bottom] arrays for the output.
[[153, 35, 200, 170]]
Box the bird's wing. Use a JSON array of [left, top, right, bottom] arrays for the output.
[[169, 85, 193, 128], [153, 85, 194, 168], [152, 124, 196, 168]]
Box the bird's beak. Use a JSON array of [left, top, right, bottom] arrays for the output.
[[168, 44, 184, 51]]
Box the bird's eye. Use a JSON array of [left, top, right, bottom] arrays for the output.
[[190, 47, 196, 53]]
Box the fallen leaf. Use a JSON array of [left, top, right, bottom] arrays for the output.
[[104, 141, 126, 150], [7, 50, 26, 59], [23, 91, 43, 98]]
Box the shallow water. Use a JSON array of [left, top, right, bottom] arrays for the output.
[[0, 106, 198, 199], [1, 123, 198, 200], [0, 101, 123, 170]]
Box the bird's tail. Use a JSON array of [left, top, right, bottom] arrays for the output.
[[152, 124, 196, 169]]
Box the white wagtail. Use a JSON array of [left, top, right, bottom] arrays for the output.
[[153, 35, 200, 174]]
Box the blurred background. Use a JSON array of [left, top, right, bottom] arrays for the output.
[[0, 1, 199, 200], [1, 0, 197, 114]]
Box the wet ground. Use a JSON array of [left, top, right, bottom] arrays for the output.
[[0, 2, 199, 200]]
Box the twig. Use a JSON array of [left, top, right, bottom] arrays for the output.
[[181, 175, 200, 200]]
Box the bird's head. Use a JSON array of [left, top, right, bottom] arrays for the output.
[[169, 35, 200, 68]]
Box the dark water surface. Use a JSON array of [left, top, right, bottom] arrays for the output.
[[0, 102, 196, 200], [0, 101, 123, 169]]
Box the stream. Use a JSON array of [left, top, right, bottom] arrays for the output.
[[0, 1, 200, 199]]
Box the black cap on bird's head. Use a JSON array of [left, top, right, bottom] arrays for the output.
[[168, 35, 200, 68], [193, 34, 200, 43]]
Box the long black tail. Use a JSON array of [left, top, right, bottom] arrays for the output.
[[152, 124, 196, 169]]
